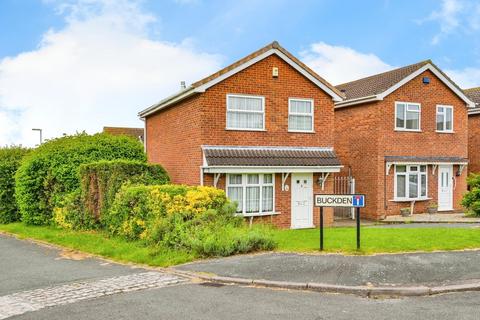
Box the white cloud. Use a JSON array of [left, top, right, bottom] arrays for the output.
[[445, 67, 480, 88], [299, 42, 393, 85], [423, 0, 480, 44], [0, 0, 222, 147]]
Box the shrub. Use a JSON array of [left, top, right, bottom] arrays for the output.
[[79, 160, 169, 222], [462, 174, 480, 216], [15, 133, 146, 225], [0, 147, 30, 223], [106, 184, 276, 256]]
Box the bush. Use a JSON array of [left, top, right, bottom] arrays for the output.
[[0, 147, 30, 223], [462, 174, 480, 216], [15, 133, 146, 225], [106, 184, 276, 257], [79, 160, 169, 223]]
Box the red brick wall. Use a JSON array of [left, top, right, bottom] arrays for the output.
[[200, 54, 335, 147], [469, 114, 480, 174], [335, 70, 469, 219], [146, 94, 203, 185]]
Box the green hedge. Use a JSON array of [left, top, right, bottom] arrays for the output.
[[462, 174, 480, 216], [79, 160, 169, 223], [105, 184, 276, 257], [15, 133, 146, 225], [0, 147, 30, 223]]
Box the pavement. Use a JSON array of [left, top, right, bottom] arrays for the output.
[[175, 250, 480, 296], [2, 233, 480, 319], [382, 213, 480, 223]]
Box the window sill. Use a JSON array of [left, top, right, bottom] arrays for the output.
[[225, 128, 266, 132], [436, 130, 455, 134], [288, 130, 315, 134], [240, 212, 280, 217], [389, 197, 432, 202], [394, 129, 422, 133]]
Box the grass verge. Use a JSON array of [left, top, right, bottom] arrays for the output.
[[273, 226, 480, 254], [0, 223, 194, 267]]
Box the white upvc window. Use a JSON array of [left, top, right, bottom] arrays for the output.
[[395, 102, 421, 131], [226, 173, 274, 216], [436, 105, 454, 132], [394, 165, 428, 200], [226, 94, 265, 130], [288, 98, 314, 132]]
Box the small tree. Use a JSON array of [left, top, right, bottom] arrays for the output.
[[0, 146, 30, 223], [462, 174, 480, 216]]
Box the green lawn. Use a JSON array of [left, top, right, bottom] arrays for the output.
[[0, 223, 194, 267], [273, 227, 480, 254], [1, 223, 480, 268]]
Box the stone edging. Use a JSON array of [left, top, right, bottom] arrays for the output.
[[171, 269, 480, 298]]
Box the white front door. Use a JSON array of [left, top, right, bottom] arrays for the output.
[[438, 165, 453, 211], [291, 173, 313, 229]]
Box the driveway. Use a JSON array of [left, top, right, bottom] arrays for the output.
[[176, 251, 480, 287]]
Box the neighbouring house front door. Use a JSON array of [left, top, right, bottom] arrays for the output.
[[291, 173, 313, 229], [438, 165, 453, 211]]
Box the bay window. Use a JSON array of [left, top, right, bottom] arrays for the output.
[[226, 173, 274, 216], [395, 102, 421, 131], [226, 94, 265, 130], [288, 98, 314, 132], [436, 105, 453, 132], [395, 165, 428, 200]]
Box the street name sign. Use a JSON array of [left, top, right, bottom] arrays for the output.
[[314, 194, 365, 208]]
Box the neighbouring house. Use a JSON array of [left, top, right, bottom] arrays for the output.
[[464, 87, 480, 175], [139, 41, 345, 228], [103, 126, 144, 142], [334, 60, 475, 220]]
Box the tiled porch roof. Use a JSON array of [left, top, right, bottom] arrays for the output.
[[203, 146, 341, 167], [385, 156, 468, 164]]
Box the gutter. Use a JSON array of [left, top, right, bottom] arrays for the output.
[[334, 95, 380, 108], [138, 86, 199, 119]]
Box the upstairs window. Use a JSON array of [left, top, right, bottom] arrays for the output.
[[395, 165, 427, 200], [395, 102, 421, 131], [288, 98, 314, 132], [436, 105, 453, 132], [226, 94, 265, 130]]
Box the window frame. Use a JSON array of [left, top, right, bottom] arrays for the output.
[[436, 105, 454, 133], [394, 101, 422, 132], [226, 94, 266, 131], [288, 98, 315, 133], [226, 173, 275, 217], [394, 164, 428, 201]]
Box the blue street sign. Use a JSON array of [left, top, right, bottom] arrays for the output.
[[352, 194, 365, 208]]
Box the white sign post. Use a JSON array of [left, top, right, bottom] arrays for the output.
[[314, 194, 366, 251]]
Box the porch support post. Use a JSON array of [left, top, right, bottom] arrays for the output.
[[319, 172, 330, 191], [432, 164, 438, 176], [214, 173, 222, 188], [282, 173, 290, 191], [385, 162, 393, 175]]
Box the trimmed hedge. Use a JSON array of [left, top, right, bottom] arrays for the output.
[[462, 174, 480, 216], [79, 160, 169, 222], [15, 133, 146, 225], [0, 147, 30, 223], [105, 184, 276, 257]]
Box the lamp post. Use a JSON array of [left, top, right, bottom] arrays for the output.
[[32, 128, 43, 145]]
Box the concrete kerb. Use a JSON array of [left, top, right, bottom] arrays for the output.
[[172, 269, 480, 298]]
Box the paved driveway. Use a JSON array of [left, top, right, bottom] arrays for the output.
[[176, 251, 480, 286]]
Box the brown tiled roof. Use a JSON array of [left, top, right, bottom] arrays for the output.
[[464, 87, 480, 107], [385, 156, 468, 163], [203, 146, 341, 167], [336, 61, 431, 100], [192, 41, 343, 98], [103, 127, 144, 141]]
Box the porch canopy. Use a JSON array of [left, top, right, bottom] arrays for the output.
[[202, 145, 342, 173], [385, 156, 468, 175]]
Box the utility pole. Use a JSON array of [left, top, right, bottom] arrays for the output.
[[32, 128, 43, 146]]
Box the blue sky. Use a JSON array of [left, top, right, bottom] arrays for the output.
[[1, 0, 480, 146]]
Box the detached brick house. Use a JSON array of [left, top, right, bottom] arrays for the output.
[[139, 42, 344, 228], [334, 61, 475, 219], [464, 87, 480, 174]]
